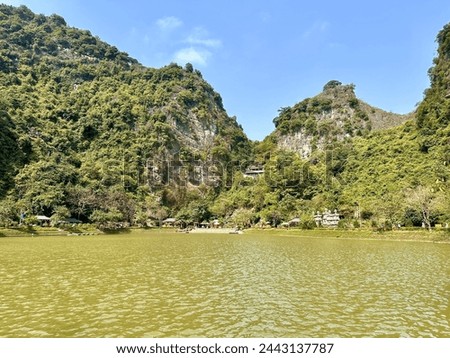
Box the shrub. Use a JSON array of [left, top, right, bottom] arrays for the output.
[[301, 219, 316, 230]]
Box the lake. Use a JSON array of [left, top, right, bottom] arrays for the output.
[[0, 231, 449, 337]]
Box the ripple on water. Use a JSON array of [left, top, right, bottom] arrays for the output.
[[0, 234, 449, 337]]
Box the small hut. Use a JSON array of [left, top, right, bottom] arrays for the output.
[[36, 215, 51, 226], [162, 218, 177, 227], [289, 218, 301, 227]]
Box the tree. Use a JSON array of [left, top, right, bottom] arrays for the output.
[[0, 113, 21, 197], [323, 80, 342, 91], [431, 190, 450, 225], [405, 186, 439, 231], [261, 207, 283, 227], [90, 208, 123, 229], [230, 208, 254, 228], [0, 198, 18, 227], [187, 201, 211, 223], [15, 157, 77, 214], [377, 192, 406, 228], [50, 205, 71, 225]]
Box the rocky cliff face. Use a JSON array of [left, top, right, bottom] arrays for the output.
[[0, 5, 250, 214], [272, 81, 410, 157]]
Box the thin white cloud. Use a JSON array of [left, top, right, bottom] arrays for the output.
[[185, 27, 222, 48], [173, 47, 211, 66], [303, 21, 330, 39], [156, 16, 183, 31], [142, 18, 222, 67]]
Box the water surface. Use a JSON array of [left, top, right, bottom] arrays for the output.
[[1, 232, 449, 337]]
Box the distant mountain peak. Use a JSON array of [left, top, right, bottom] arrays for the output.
[[272, 80, 410, 158]]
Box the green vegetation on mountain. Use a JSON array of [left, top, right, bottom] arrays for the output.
[[214, 27, 450, 230], [0, 5, 449, 231], [272, 80, 410, 158], [0, 4, 250, 227]]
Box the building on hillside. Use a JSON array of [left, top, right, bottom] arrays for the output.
[[243, 166, 265, 178], [314, 209, 340, 227]]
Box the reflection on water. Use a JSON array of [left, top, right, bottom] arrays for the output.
[[0, 233, 449, 337]]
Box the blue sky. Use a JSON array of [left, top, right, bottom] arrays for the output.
[[2, 0, 450, 140]]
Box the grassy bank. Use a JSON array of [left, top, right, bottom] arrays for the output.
[[0, 226, 182, 238], [1, 225, 449, 243], [245, 227, 450, 243], [0, 224, 101, 237]]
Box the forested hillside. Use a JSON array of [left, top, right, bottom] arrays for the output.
[[272, 80, 410, 158], [0, 5, 449, 230], [212, 26, 450, 230], [0, 5, 250, 227], [338, 23, 450, 229]]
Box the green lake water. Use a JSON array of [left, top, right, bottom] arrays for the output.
[[1, 231, 449, 337]]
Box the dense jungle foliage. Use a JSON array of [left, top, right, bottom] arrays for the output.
[[0, 5, 449, 230], [0, 5, 250, 227]]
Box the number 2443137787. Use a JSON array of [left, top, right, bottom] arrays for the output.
[[258, 343, 334, 354]]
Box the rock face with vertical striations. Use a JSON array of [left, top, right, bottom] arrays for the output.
[[0, 5, 250, 196], [0, 4, 449, 227], [0, 4, 250, 221]]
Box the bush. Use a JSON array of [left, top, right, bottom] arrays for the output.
[[301, 219, 316, 230], [404, 208, 422, 227], [348, 97, 359, 109], [338, 218, 352, 229], [323, 80, 342, 91], [361, 210, 374, 220]]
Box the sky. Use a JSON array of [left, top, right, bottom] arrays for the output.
[[2, 0, 450, 140]]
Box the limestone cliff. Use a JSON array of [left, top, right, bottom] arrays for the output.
[[272, 81, 411, 157]]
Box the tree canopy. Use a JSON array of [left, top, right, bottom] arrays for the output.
[[0, 5, 449, 230]]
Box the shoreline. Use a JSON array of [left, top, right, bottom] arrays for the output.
[[1, 226, 449, 243], [245, 228, 450, 244]]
